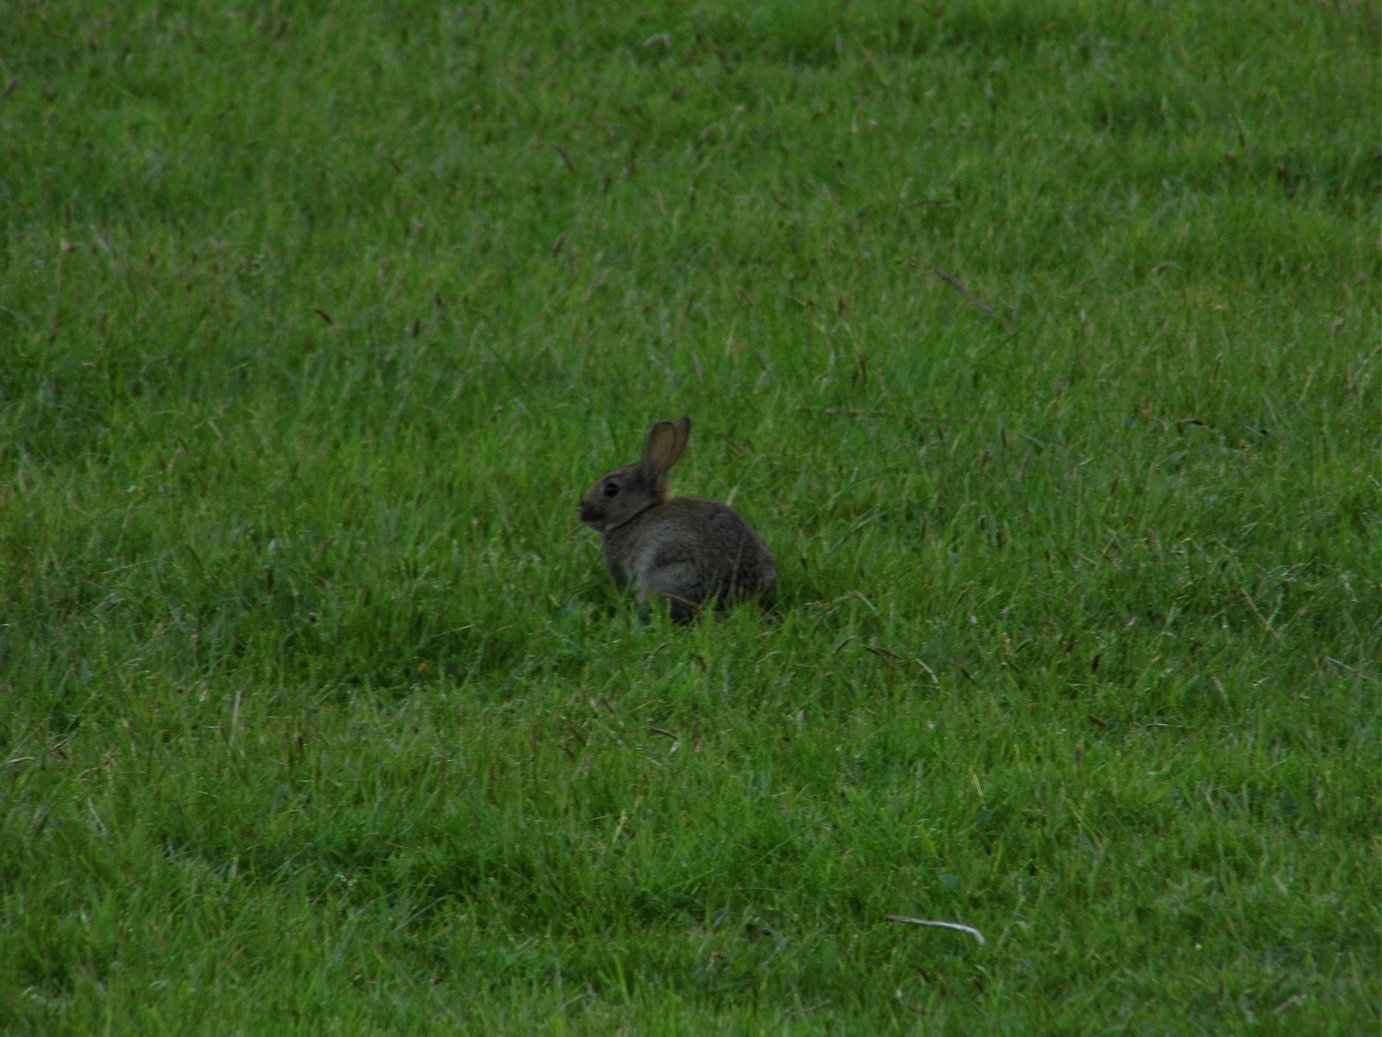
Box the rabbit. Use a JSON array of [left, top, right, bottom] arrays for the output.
[[579, 417, 776, 623]]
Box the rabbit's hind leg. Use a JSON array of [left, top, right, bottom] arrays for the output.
[[640, 563, 704, 624]]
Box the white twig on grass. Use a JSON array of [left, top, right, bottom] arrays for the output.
[[885, 915, 987, 945]]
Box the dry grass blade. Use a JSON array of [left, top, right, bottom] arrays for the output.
[[885, 915, 987, 946]]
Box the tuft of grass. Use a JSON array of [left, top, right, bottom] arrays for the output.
[[3, 1, 1378, 1033]]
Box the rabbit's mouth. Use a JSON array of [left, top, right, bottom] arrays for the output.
[[578, 503, 605, 527]]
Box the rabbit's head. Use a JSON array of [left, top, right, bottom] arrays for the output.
[[579, 418, 690, 533]]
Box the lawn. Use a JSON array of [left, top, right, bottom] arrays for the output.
[[2, 1, 1379, 1033]]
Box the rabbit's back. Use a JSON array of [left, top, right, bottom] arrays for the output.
[[607, 498, 775, 620]]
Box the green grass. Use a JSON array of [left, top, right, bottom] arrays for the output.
[[3, 0, 1378, 1032]]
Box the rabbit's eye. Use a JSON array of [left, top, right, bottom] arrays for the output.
[[602, 481, 620, 498]]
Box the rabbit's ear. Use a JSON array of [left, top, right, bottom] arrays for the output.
[[641, 417, 691, 490], [670, 416, 691, 457]]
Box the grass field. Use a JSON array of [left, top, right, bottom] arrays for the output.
[[3, 1, 1379, 1033]]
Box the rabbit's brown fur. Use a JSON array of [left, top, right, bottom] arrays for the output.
[[579, 418, 775, 623]]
